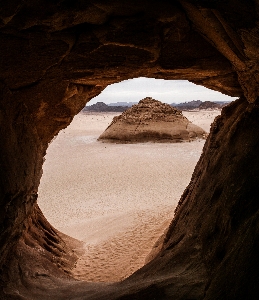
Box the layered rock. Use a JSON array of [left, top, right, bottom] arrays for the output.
[[99, 97, 206, 142]]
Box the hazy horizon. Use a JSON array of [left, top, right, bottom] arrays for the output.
[[87, 78, 237, 105]]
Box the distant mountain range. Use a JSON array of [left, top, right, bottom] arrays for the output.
[[83, 100, 232, 112], [171, 100, 231, 110], [108, 102, 138, 106], [82, 102, 129, 112], [171, 100, 203, 110]]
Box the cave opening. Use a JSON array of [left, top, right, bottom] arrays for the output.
[[37, 78, 235, 282], [2, 1, 259, 298]]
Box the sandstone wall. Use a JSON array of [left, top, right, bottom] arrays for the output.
[[1, 1, 259, 299]]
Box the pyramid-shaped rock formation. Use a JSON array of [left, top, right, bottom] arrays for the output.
[[98, 97, 207, 143]]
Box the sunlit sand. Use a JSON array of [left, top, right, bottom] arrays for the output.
[[38, 109, 220, 282]]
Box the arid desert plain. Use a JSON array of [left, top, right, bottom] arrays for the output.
[[38, 109, 221, 282]]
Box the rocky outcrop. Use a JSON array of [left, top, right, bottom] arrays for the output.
[[198, 101, 222, 110], [83, 102, 128, 112], [173, 100, 229, 110], [173, 100, 203, 110], [1, 1, 259, 299], [99, 97, 206, 142]]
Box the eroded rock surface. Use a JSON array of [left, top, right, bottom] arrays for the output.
[[1, 0, 259, 299], [116, 97, 259, 300], [98, 97, 206, 142]]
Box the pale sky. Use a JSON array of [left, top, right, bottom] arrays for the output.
[[88, 77, 237, 105]]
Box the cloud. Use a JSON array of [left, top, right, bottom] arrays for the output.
[[88, 78, 237, 105]]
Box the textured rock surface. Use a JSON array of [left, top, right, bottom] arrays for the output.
[[118, 97, 259, 300], [1, 0, 259, 299], [99, 97, 206, 142]]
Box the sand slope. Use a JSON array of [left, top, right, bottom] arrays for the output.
[[38, 110, 220, 282]]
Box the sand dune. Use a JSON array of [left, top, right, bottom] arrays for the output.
[[38, 109, 220, 282]]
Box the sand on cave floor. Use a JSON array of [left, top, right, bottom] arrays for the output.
[[38, 109, 221, 283]]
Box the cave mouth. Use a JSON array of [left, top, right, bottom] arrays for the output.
[[2, 0, 259, 298], [37, 78, 235, 282], [84, 77, 237, 106]]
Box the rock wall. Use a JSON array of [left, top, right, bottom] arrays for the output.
[[1, 0, 259, 299], [118, 97, 259, 299]]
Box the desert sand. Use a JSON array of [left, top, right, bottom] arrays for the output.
[[38, 109, 221, 282]]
